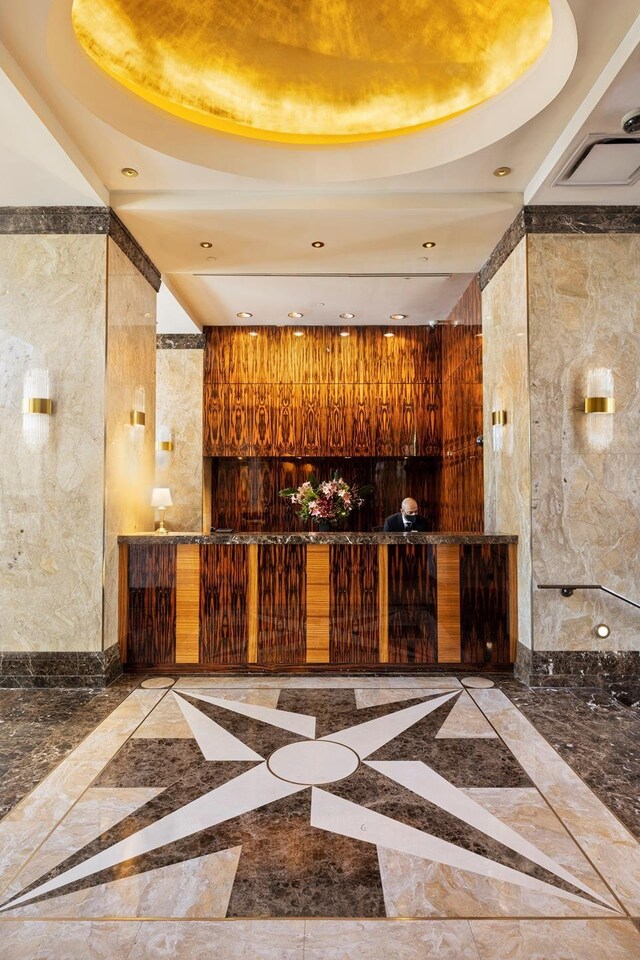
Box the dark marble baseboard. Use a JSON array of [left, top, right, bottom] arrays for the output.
[[157, 334, 206, 349], [0, 646, 122, 689], [0, 206, 160, 291], [515, 643, 640, 687]]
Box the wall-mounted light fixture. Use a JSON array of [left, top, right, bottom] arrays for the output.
[[151, 487, 173, 534], [22, 369, 53, 452], [155, 423, 173, 470], [584, 367, 615, 450], [130, 385, 145, 454], [491, 386, 508, 454]]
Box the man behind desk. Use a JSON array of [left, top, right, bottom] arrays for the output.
[[383, 497, 428, 532]]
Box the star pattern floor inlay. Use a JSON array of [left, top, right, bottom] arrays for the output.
[[0, 677, 639, 959]]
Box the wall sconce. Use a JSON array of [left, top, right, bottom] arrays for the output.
[[155, 424, 174, 469], [151, 487, 173, 534], [22, 369, 53, 452], [130, 385, 145, 454], [584, 368, 615, 450], [491, 387, 508, 454]]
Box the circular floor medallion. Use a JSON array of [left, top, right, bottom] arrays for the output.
[[460, 677, 495, 689], [140, 677, 176, 689], [268, 739, 360, 786]]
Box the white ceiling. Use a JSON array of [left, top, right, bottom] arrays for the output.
[[0, 0, 639, 333]]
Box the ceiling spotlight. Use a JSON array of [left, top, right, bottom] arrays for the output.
[[340, 312, 355, 320], [428, 320, 437, 328], [121, 167, 138, 178], [200, 241, 213, 248], [390, 314, 406, 321], [293, 329, 304, 337], [383, 330, 395, 338], [493, 166, 512, 177], [236, 312, 252, 319], [311, 241, 325, 248], [422, 241, 436, 249], [288, 311, 303, 319], [248, 330, 258, 337], [418, 256, 429, 262], [595, 623, 611, 639], [339, 329, 350, 337]]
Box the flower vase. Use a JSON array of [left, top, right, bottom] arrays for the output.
[[317, 521, 332, 532]]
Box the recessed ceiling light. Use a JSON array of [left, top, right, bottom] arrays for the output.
[[390, 314, 406, 320], [383, 330, 395, 338], [121, 167, 138, 178], [248, 330, 258, 337], [422, 241, 436, 249], [236, 311, 252, 319], [288, 311, 303, 319], [200, 241, 213, 248], [493, 166, 512, 177], [418, 256, 429, 262], [340, 312, 355, 320], [339, 329, 350, 337], [206, 255, 217, 261], [311, 241, 325, 248], [293, 329, 304, 337]]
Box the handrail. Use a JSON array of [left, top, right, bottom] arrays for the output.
[[538, 584, 640, 610]]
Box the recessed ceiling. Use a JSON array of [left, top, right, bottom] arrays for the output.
[[162, 274, 475, 332], [71, 0, 552, 144]]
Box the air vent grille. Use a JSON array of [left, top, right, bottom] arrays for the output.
[[556, 135, 640, 187]]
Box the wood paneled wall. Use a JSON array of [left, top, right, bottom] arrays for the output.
[[210, 457, 439, 533], [438, 279, 484, 531], [204, 326, 441, 458]]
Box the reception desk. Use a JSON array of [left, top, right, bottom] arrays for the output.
[[118, 533, 517, 671]]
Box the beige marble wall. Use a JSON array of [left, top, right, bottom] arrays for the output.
[[155, 349, 203, 532], [0, 235, 107, 652], [102, 239, 156, 651], [528, 234, 640, 652], [482, 239, 532, 649]]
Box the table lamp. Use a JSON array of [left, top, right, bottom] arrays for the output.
[[151, 487, 173, 534]]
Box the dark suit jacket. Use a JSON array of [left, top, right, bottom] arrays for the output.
[[383, 512, 429, 532]]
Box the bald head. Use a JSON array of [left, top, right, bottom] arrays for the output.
[[401, 498, 419, 515]]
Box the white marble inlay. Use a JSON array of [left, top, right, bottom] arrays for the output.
[[355, 688, 460, 709], [140, 678, 176, 689], [268, 740, 359, 786], [435, 691, 498, 739], [367, 761, 615, 910], [310, 789, 607, 910], [1, 764, 305, 912], [183, 691, 316, 738], [173, 693, 263, 760], [461, 677, 495, 689], [324, 691, 459, 758]]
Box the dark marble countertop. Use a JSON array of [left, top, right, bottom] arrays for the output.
[[118, 531, 518, 545]]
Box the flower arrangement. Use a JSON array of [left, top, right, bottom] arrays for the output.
[[279, 471, 373, 528]]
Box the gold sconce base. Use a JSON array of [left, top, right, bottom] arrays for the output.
[[492, 410, 507, 426], [156, 440, 174, 451], [22, 398, 53, 415], [584, 397, 615, 414], [130, 410, 146, 426]]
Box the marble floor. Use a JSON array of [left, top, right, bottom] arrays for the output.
[[0, 675, 639, 959]]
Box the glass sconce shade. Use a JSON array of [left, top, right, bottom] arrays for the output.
[[22, 369, 53, 452], [585, 368, 614, 451]]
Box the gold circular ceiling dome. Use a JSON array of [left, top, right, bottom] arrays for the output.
[[71, 0, 552, 144]]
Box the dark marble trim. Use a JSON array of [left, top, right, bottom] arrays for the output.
[[515, 643, 640, 687], [0, 206, 161, 291], [0, 206, 109, 235], [479, 205, 640, 289], [0, 646, 122, 689], [478, 209, 526, 290], [157, 334, 206, 349], [118, 532, 518, 545], [108, 210, 161, 292], [524, 205, 640, 235]]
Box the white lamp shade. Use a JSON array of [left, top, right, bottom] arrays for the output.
[[151, 487, 173, 508]]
